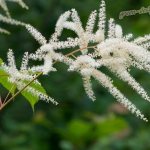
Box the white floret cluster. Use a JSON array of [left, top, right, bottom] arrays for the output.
[[1, 0, 150, 121]]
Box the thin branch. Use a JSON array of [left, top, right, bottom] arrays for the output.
[[66, 45, 96, 57], [0, 72, 42, 111], [3, 84, 15, 104], [71, 54, 77, 59]]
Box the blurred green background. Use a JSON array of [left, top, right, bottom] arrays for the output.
[[0, 0, 150, 150]]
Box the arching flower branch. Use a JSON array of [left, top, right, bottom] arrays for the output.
[[0, 0, 150, 122]]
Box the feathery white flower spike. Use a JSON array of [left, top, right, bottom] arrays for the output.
[[85, 10, 97, 35], [26, 21, 80, 75], [21, 52, 29, 71], [92, 69, 148, 122], [82, 76, 96, 101], [26, 24, 47, 45], [108, 18, 115, 38], [108, 67, 150, 102], [0, 14, 25, 26], [0, 27, 10, 34], [50, 10, 71, 43], [98, 0, 106, 31], [61, 0, 106, 51], [17, 81, 58, 105], [0, 0, 27, 34], [68, 54, 148, 121], [7, 0, 28, 9], [0, 0, 10, 17], [23, 0, 150, 121], [96, 38, 150, 101], [0, 0, 28, 17], [63, 10, 100, 54], [68, 55, 97, 101], [2, 49, 58, 105], [133, 34, 150, 45]]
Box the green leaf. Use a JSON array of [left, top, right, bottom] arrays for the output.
[[0, 60, 16, 95], [0, 58, 46, 110], [21, 80, 47, 111]]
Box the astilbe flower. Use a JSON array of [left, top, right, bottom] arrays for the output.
[[5, 0, 150, 121], [25, 11, 78, 74], [63, 0, 150, 121]]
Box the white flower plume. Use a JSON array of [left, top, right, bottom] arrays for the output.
[[6, 0, 150, 121], [2, 49, 58, 105]]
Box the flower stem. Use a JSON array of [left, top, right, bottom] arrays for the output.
[[0, 72, 42, 111]]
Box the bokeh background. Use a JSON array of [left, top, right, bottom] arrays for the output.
[[0, 0, 150, 149]]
